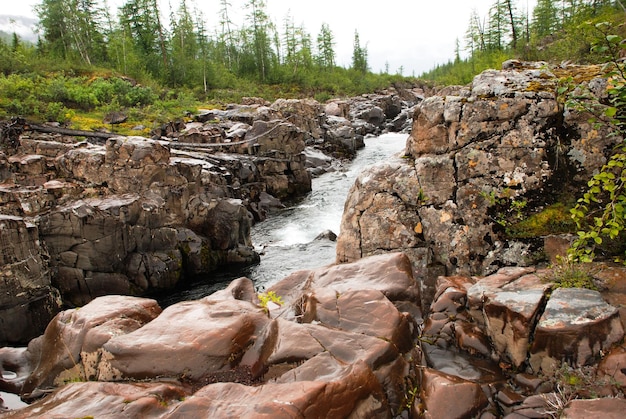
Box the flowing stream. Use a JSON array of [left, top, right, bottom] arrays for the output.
[[162, 132, 408, 304]]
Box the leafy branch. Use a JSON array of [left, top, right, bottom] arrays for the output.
[[568, 22, 626, 263]]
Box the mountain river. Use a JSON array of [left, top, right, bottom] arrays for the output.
[[161, 132, 408, 305]]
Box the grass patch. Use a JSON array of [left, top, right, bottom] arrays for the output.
[[545, 257, 597, 290]]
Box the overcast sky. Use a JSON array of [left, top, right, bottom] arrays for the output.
[[5, 0, 538, 76]]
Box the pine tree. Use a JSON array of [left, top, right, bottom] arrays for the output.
[[316, 23, 335, 69], [531, 0, 560, 39], [351, 30, 368, 73], [36, 0, 106, 65], [244, 0, 274, 81]]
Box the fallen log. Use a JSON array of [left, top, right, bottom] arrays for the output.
[[25, 123, 123, 140]]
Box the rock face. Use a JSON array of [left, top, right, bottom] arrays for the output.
[[0, 215, 61, 344], [3, 254, 624, 418], [0, 253, 420, 417], [336, 63, 622, 310], [0, 89, 420, 343], [418, 264, 626, 417]]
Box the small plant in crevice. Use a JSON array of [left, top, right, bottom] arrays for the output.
[[257, 291, 284, 312], [544, 256, 598, 290]]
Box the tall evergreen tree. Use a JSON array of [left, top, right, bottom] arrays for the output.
[[37, 0, 106, 65], [486, 0, 508, 50], [169, 0, 199, 87], [531, 0, 560, 39], [351, 30, 368, 73], [244, 0, 274, 81], [316, 23, 335, 69], [119, 0, 169, 79]]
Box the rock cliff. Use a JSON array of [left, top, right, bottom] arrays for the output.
[[0, 89, 420, 345], [337, 61, 622, 309]]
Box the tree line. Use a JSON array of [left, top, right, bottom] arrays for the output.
[[30, 0, 372, 92], [424, 0, 624, 84]]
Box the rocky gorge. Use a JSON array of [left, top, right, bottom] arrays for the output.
[[0, 62, 626, 417]]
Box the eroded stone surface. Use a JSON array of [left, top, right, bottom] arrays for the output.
[[529, 287, 624, 374], [336, 64, 621, 283], [416, 368, 489, 419], [0, 253, 422, 417]]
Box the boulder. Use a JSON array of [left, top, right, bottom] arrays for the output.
[[529, 287, 624, 374], [0, 253, 424, 417], [99, 298, 269, 384], [0, 381, 189, 418], [0, 295, 161, 397], [469, 271, 551, 368], [416, 368, 489, 418], [170, 360, 388, 418], [270, 98, 324, 140], [562, 398, 626, 418]]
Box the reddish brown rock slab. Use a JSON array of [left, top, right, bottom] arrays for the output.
[[100, 299, 269, 384], [242, 317, 398, 379], [204, 276, 257, 303], [1, 381, 188, 419], [466, 267, 537, 312], [299, 288, 414, 352], [596, 263, 626, 331], [168, 363, 391, 419], [529, 287, 624, 374], [2, 295, 161, 397], [562, 398, 626, 418], [483, 286, 548, 368], [269, 252, 420, 321], [597, 344, 626, 387], [416, 367, 489, 419]]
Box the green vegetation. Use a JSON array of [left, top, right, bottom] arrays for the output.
[[257, 291, 283, 311], [506, 203, 577, 239], [422, 0, 625, 85], [0, 0, 415, 130], [565, 21, 626, 263], [546, 256, 598, 290]]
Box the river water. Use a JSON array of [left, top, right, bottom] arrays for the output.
[[162, 132, 408, 304]]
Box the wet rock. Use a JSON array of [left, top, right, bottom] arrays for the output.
[[0, 295, 160, 397], [416, 368, 489, 418], [562, 398, 626, 418], [529, 287, 624, 374], [271, 252, 421, 317], [314, 229, 337, 241], [100, 298, 269, 385], [1, 381, 189, 418], [0, 252, 423, 417], [304, 146, 334, 176], [171, 361, 389, 418]]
